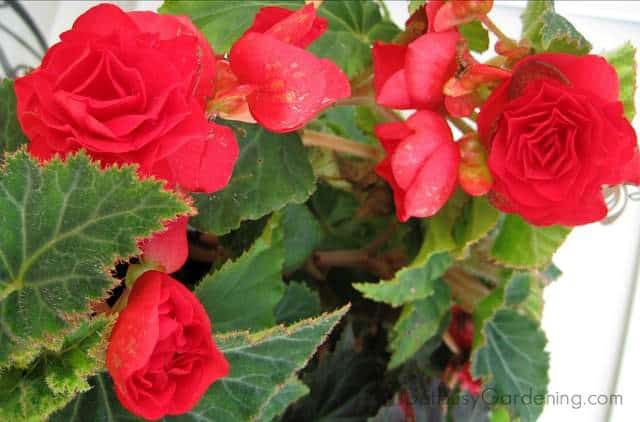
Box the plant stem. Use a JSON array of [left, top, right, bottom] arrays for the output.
[[448, 116, 475, 135], [481, 15, 517, 47], [302, 130, 383, 161], [375, 104, 403, 122], [336, 96, 374, 106]]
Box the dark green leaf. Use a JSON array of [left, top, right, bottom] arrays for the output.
[[196, 214, 286, 333], [1, 318, 112, 421], [606, 42, 637, 120], [0, 79, 28, 159], [490, 214, 570, 269], [311, 1, 401, 77], [282, 204, 323, 273], [275, 282, 322, 325], [0, 151, 189, 367], [472, 309, 549, 422], [191, 121, 315, 236]]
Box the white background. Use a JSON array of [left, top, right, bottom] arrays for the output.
[[2, 1, 639, 421]]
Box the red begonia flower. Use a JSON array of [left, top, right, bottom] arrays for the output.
[[375, 111, 460, 221], [478, 53, 640, 226], [107, 271, 228, 420], [14, 4, 238, 194], [230, 5, 350, 133]]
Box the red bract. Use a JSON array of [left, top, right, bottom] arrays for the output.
[[14, 4, 238, 194], [107, 271, 228, 420], [375, 111, 459, 221], [457, 362, 482, 396], [138, 216, 189, 274], [229, 4, 350, 133], [478, 53, 640, 226]]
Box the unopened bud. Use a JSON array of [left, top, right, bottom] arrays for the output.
[[458, 133, 493, 196]]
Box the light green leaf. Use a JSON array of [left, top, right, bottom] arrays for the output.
[[490, 214, 570, 269], [472, 309, 549, 422], [282, 204, 323, 273], [159, 0, 303, 52], [275, 281, 322, 325], [388, 279, 450, 368], [196, 214, 286, 333], [606, 42, 637, 120], [311, 1, 401, 77], [354, 252, 451, 307], [191, 120, 315, 236], [0, 79, 28, 159], [459, 21, 490, 53], [1, 317, 112, 421], [521, 0, 591, 54], [169, 306, 349, 422], [0, 151, 189, 367]]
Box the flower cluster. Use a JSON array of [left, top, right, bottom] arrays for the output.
[[373, 0, 640, 226]]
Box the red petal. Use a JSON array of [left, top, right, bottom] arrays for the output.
[[477, 79, 510, 146], [107, 271, 163, 381], [319, 58, 351, 107], [153, 122, 239, 193], [372, 42, 413, 109], [245, 5, 328, 48], [514, 53, 620, 103], [61, 3, 137, 39], [139, 216, 190, 274], [405, 32, 460, 109], [230, 33, 327, 132]]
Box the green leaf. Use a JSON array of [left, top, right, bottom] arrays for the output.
[[282, 204, 323, 273], [472, 271, 544, 349], [260, 377, 309, 422], [0, 151, 189, 367], [606, 42, 637, 120], [459, 21, 490, 53], [196, 214, 286, 333], [490, 214, 570, 269], [472, 309, 549, 422], [311, 1, 401, 77], [275, 282, 322, 325], [0, 79, 28, 159], [191, 120, 315, 236], [388, 278, 451, 368], [354, 252, 451, 307], [169, 306, 349, 422], [521, 0, 591, 54], [159, 0, 303, 52], [1, 317, 112, 421]]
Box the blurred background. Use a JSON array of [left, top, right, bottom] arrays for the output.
[[2, 1, 639, 421]]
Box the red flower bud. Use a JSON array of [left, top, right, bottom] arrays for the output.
[[458, 133, 493, 196]]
